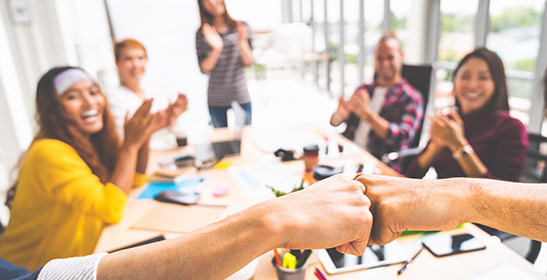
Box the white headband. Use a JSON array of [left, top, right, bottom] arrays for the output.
[[53, 68, 94, 95]]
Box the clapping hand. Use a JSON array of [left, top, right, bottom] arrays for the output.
[[429, 111, 466, 151], [202, 23, 223, 51], [348, 88, 372, 121], [124, 98, 156, 148], [149, 93, 189, 133], [236, 21, 249, 42]]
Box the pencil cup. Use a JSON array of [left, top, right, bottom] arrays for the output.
[[274, 265, 306, 280]]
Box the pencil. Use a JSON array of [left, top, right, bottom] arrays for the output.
[[273, 249, 282, 267]]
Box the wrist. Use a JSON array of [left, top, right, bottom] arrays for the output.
[[448, 137, 468, 152], [331, 112, 345, 125], [452, 144, 474, 160], [360, 110, 372, 122], [246, 200, 288, 249], [121, 142, 140, 153]]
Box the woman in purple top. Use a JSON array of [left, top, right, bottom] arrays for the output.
[[405, 48, 528, 181]]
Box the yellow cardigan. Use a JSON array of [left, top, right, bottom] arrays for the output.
[[0, 139, 145, 270]]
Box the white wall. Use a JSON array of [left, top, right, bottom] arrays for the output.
[[105, 0, 209, 130]]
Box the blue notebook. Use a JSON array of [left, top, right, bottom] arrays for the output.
[[137, 177, 204, 199]]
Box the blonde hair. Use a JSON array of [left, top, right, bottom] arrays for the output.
[[114, 39, 147, 62]]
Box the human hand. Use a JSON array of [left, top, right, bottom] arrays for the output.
[[348, 88, 371, 121], [123, 99, 155, 149], [170, 93, 188, 118], [263, 174, 372, 255], [333, 95, 351, 121], [355, 174, 468, 245], [236, 21, 249, 42], [202, 23, 223, 51], [149, 93, 189, 133], [429, 111, 467, 152]]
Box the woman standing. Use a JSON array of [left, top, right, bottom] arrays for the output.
[[405, 48, 528, 181], [0, 67, 180, 270], [196, 0, 253, 128]]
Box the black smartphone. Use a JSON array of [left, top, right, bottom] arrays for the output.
[[422, 233, 486, 257], [155, 190, 200, 205]]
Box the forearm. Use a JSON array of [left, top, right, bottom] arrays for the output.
[[136, 138, 150, 174], [458, 178, 547, 242], [363, 112, 389, 139], [417, 144, 441, 169], [239, 40, 253, 66], [449, 143, 488, 178], [330, 112, 345, 126], [109, 145, 139, 194], [455, 153, 488, 178], [200, 48, 223, 73], [97, 203, 280, 280]]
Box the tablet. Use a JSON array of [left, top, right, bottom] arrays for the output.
[[318, 241, 407, 274]]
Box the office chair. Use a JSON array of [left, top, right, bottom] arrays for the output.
[[380, 64, 433, 172]]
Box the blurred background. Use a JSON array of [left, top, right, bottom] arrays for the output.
[[0, 0, 546, 270]]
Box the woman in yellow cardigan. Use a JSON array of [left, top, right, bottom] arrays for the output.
[[0, 66, 187, 270]]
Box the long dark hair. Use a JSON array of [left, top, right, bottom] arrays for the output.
[[197, 0, 237, 30], [453, 48, 510, 113], [6, 66, 121, 209]]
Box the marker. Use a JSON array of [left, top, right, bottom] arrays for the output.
[[397, 247, 423, 275], [295, 249, 312, 268], [282, 252, 297, 269]]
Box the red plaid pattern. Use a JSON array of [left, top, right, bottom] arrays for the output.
[[342, 78, 424, 172]]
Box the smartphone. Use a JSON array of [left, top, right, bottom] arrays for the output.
[[155, 190, 201, 205], [422, 233, 486, 257], [318, 241, 406, 274]]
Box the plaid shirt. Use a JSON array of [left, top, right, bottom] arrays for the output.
[[342, 78, 424, 172]]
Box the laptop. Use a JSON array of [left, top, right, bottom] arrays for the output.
[[194, 101, 245, 162]]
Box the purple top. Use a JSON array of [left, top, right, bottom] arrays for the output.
[[405, 108, 528, 181]]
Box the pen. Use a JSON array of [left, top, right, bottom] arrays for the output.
[[314, 267, 328, 280], [273, 249, 281, 267], [397, 247, 423, 275]]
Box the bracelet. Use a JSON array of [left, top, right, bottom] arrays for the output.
[[453, 144, 474, 160]]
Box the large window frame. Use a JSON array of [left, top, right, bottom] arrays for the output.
[[286, 0, 547, 132]]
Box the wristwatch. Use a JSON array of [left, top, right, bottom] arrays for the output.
[[453, 145, 474, 160]]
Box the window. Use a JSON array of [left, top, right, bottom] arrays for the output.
[[487, 0, 545, 125], [434, 0, 479, 109], [390, 0, 411, 50]]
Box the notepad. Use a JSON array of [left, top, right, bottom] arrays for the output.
[[131, 203, 226, 233], [137, 177, 204, 199]]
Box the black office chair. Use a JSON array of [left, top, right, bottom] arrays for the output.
[[521, 132, 547, 183], [381, 64, 433, 172]]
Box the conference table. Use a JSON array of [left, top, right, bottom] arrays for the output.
[[94, 125, 545, 279]]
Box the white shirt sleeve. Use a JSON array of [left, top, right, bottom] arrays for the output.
[[37, 253, 108, 280]]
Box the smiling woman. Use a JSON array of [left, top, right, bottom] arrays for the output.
[[406, 48, 528, 182], [0, 66, 185, 271], [108, 39, 188, 140]]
